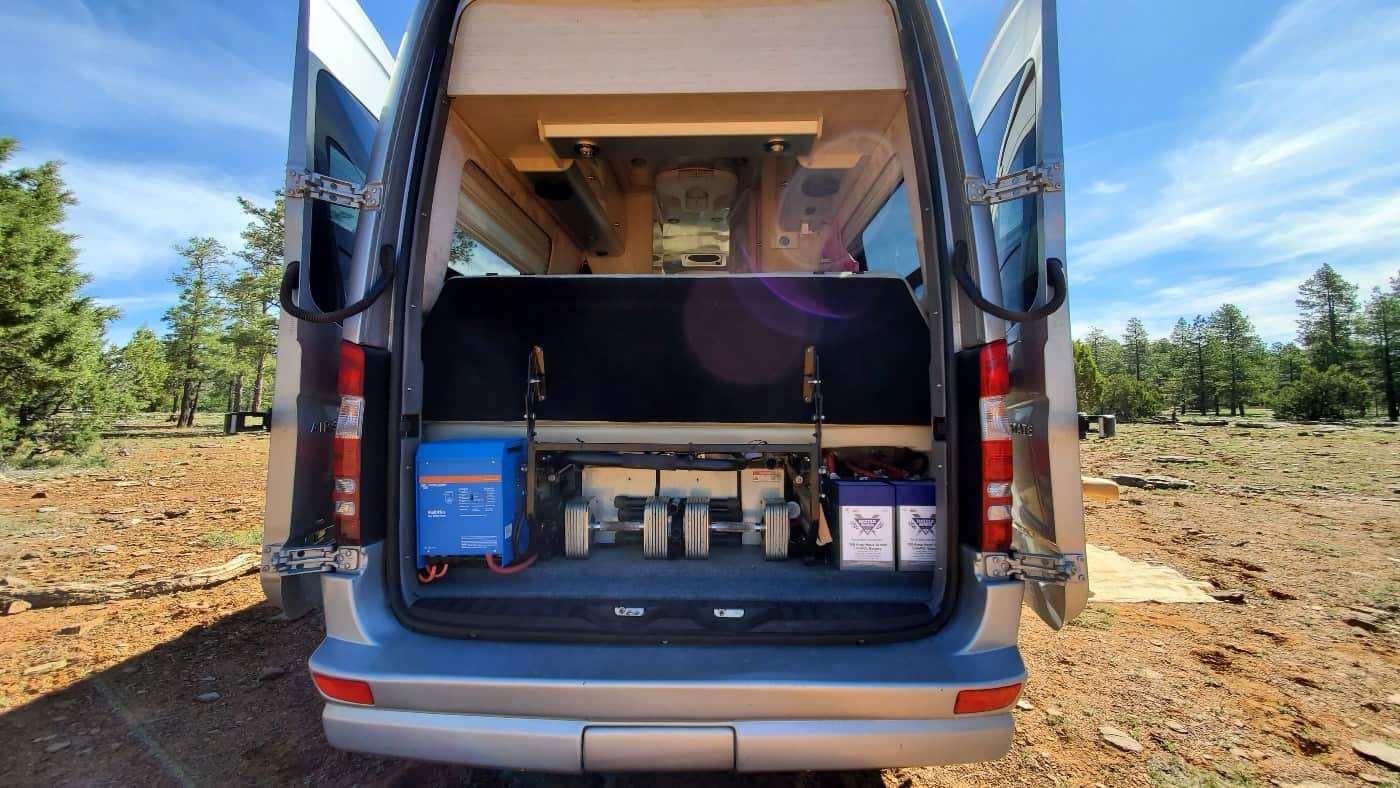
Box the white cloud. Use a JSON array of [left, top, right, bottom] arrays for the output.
[[1067, 0, 1400, 341], [16, 152, 272, 281], [1086, 180, 1126, 196], [94, 293, 179, 308], [0, 1, 289, 138]]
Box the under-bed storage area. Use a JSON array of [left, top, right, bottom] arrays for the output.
[[398, 274, 949, 639]]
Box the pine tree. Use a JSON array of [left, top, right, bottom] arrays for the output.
[[108, 326, 170, 413], [1173, 315, 1221, 415], [0, 139, 117, 458], [1072, 340, 1103, 412], [450, 226, 477, 271], [221, 197, 284, 412], [1121, 318, 1151, 381], [1208, 303, 1265, 416], [1296, 263, 1359, 373], [1081, 327, 1125, 378], [1146, 336, 1179, 411], [164, 238, 229, 428], [1360, 277, 1400, 422]]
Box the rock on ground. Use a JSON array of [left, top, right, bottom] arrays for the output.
[[1099, 726, 1144, 753]]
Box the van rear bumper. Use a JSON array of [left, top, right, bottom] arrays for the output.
[[322, 702, 1014, 772]]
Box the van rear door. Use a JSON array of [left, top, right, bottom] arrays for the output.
[[261, 0, 392, 617], [968, 0, 1087, 628]]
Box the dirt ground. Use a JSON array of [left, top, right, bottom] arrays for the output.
[[0, 417, 1396, 787]]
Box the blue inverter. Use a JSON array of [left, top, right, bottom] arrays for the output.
[[415, 439, 526, 568], [889, 480, 937, 572], [826, 478, 895, 571]]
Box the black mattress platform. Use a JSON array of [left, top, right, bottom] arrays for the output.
[[421, 274, 931, 425]]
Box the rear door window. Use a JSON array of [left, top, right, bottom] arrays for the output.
[[306, 71, 377, 312]]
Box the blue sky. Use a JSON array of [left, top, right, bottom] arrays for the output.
[[3, 0, 1397, 346]]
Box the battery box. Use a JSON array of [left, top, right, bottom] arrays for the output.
[[890, 480, 936, 571], [415, 438, 526, 568], [826, 479, 895, 571]]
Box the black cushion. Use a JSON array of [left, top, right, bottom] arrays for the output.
[[421, 275, 930, 425]]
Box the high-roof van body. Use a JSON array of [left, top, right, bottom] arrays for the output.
[[263, 0, 1086, 771]]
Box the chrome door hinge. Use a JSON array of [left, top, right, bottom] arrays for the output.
[[965, 162, 1064, 205], [262, 542, 363, 576], [978, 551, 1086, 584], [285, 169, 383, 210]]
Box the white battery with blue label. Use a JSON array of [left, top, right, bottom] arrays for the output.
[[890, 479, 937, 572]]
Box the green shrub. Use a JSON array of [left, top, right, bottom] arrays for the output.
[[1272, 365, 1370, 420], [1098, 374, 1164, 421]]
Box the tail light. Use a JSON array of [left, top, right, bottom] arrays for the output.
[[979, 339, 1013, 553], [312, 672, 374, 705], [332, 340, 365, 545], [954, 682, 1022, 714]]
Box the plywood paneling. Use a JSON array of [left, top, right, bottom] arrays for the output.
[[451, 0, 904, 97]]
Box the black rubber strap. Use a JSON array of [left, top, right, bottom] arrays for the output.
[[951, 240, 1067, 323], [280, 244, 397, 324]]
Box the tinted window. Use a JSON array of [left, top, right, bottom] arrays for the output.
[[976, 66, 1042, 314], [852, 182, 924, 297], [448, 226, 523, 276], [307, 70, 377, 313]]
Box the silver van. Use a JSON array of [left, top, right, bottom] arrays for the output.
[[262, 0, 1086, 772]]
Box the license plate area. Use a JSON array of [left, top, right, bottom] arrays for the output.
[[582, 725, 735, 772]]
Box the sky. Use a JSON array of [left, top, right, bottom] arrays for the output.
[[2, 0, 1398, 346]]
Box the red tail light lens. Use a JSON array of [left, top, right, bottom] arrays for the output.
[[954, 682, 1022, 714], [979, 340, 1013, 553], [332, 341, 365, 545], [312, 672, 374, 705]]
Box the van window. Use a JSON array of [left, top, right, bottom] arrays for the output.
[[449, 226, 523, 276], [308, 70, 376, 312], [452, 163, 550, 275], [976, 66, 1041, 314], [852, 182, 924, 297]]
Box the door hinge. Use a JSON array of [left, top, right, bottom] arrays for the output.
[[965, 162, 1064, 205], [978, 551, 1086, 584], [285, 169, 383, 210], [262, 542, 363, 576]]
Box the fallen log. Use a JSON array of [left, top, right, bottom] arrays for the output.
[[0, 553, 259, 611], [1108, 473, 1195, 490]]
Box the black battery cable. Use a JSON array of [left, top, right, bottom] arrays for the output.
[[950, 240, 1066, 323], [280, 244, 397, 324]]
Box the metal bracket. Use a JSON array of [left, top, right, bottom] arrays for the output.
[[285, 169, 383, 210], [978, 551, 1087, 584], [965, 162, 1064, 205], [262, 542, 362, 576]]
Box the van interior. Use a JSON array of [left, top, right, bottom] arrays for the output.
[[395, 0, 954, 639]]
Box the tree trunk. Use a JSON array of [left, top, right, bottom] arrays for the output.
[[251, 352, 267, 411], [176, 378, 194, 428], [1383, 337, 1397, 422], [190, 382, 202, 427], [230, 372, 244, 414]]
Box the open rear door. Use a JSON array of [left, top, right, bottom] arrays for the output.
[[968, 0, 1086, 628], [262, 0, 392, 616]]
